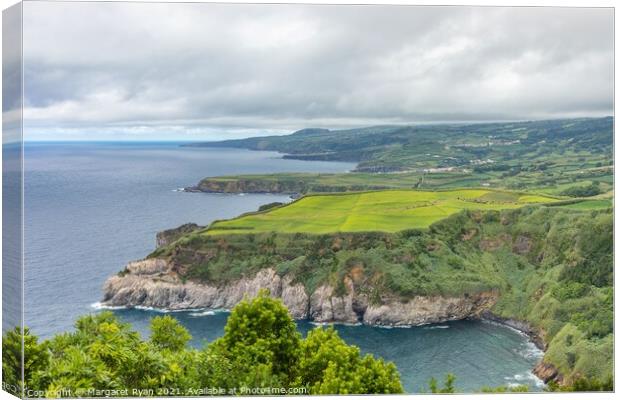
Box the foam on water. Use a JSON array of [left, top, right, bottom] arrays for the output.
[[423, 325, 450, 330], [90, 302, 126, 311], [189, 310, 216, 317]]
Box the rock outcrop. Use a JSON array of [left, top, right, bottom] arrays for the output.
[[104, 261, 309, 318], [533, 362, 563, 385], [156, 223, 203, 248], [186, 178, 307, 194], [102, 259, 499, 327], [364, 293, 498, 326]]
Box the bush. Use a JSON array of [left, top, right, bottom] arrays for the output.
[[150, 315, 192, 352], [560, 184, 602, 198]]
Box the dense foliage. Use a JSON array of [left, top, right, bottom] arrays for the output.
[[2, 292, 403, 397], [547, 375, 614, 392], [560, 182, 603, 197]]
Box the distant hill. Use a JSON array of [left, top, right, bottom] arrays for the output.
[[186, 117, 613, 172]]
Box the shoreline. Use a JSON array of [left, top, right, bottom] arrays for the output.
[[479, 311, 546, 351], [94, 299, 551, 387], [479, 312, 559, 386]]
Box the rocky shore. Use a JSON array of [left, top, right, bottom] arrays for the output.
[[102, 258, 499, 327], [480, 311, 561, 385], [102, 258, 558, 385]]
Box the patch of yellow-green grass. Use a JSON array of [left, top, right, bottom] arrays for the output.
[[206, 189, 558, 235], [518, 194, 559, 203], [557, 199, 613, 210]]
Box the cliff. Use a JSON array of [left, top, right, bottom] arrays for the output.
[[185, 175, 396, 194], [156, 223, 203, 248], [186, 178, 309, 194], [102, 259, 498, 327]]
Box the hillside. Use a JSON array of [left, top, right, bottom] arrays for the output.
[[187, 117, 613, 195], [187, 118, 612, 171]]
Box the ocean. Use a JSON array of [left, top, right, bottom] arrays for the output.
[[22, 142, 543, 393]]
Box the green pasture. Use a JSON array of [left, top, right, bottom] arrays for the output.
[[207, 189, 558, 234], [556, 199, 613, 210]]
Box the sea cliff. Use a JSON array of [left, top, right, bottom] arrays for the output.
[[102, 259, 498, 327], [186, 178, 308, 194]]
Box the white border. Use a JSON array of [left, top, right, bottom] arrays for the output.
[[0, 1, 616, 400]]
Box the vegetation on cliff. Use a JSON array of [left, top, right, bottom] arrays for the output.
[[150, 205, 613, 386], [2, 293, 403, 397]]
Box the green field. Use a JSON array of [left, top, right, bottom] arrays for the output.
[[207, 189, 558, 234], [556, 199, 613, 210]]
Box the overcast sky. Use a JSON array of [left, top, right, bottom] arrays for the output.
[[23, 2, 613, 141]]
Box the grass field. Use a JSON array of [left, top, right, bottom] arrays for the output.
[[207, 189, 558, 234], [556, 199, 613, 210]]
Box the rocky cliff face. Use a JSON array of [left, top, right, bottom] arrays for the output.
[[533, 362, 563, 385], [103, 260, 309, 318], [156, 223, 203, 248], [102, 259, 499, 326], [186, 178, 307, 194]]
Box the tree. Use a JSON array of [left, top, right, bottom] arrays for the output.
[[296, 327, 403, 394], [150, 315, 192, 352], [205, 291, 403, 394], [34, 312, 198, 395], [2, 326, 49, 395], [213, 289, 301, 381], [429, 374, 456, 393], [560, 184, 603, 198], [481, 384, 528, 392]]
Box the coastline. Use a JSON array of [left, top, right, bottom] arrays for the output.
[[100, 258, 552, 386], [96, 290, 550, 387], [479, 312, 560, 385]]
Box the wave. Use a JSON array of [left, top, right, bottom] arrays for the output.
[[481, 319, 525, 334], [188, 310, 219, 317], [133, 306, 230, 314], [90, 302, 127, 310], [375, 324, 414, 329], [309, 321, 363, 327], [518, 341, 544, 360], [424, 325, 450, 330], [91, 302, 229, 315], [504, 371, 545, 388]]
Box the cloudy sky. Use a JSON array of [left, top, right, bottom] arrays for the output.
[[23, 2, 613, 141]]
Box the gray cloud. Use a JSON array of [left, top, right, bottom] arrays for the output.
[[22, 2, 613, 140]]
